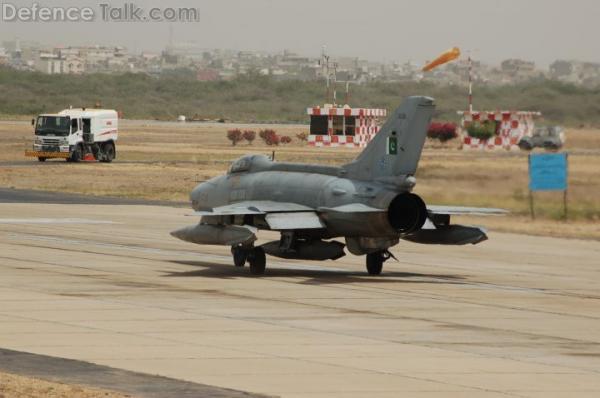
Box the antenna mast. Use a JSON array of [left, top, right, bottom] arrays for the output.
[[321, 46, 330, 104], [321, 46, 339, 105], [468, 54, 473, 113], [344, 81, 350, 105], [332, 61, 338, 106], [168, 25, 174, 50]]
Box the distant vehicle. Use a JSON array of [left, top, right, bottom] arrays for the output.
[[25, 108, 118, 162], [518, 126, 565, 151], [171, 97, 507, 276]]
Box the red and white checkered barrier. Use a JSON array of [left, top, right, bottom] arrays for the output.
[[459, 111, 541, 151], [308, 134, 357, 147], [307, 107, 386, 117], [307, 106, 386, 148]]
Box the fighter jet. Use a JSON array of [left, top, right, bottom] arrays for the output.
[[171, 96, 506, 275]]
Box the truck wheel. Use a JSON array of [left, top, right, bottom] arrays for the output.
[[102, 142, 115, 163], [37, 157, 46, 162], [518, 141, 532, 151], [69, 145, 82, 162], [248, 247, 266, 275]]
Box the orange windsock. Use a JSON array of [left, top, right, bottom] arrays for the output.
[[422, 47, 461, 72]]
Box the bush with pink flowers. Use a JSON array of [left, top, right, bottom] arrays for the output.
[[427, 122, 458, 142]]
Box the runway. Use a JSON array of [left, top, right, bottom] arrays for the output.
[[0, 200, 599, 397]]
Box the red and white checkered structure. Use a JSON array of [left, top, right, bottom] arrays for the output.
[[307, 106, 386, 148], [459, 111, 541, 151]]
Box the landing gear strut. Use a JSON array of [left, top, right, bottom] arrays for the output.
[[231, 246, 247, 267], [365, 250, 394, 275]]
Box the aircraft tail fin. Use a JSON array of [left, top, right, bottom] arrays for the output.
[[344, 96, 435, 182]]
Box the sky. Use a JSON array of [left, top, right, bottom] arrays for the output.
[[1, 0, 599, 67]]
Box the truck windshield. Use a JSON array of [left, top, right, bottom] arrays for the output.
[[35, 116, 70, 136]]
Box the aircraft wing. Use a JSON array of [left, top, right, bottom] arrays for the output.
[[320, 204, 508, 216], [317, 204, 384, 213], [191, 200, 314, 216], [190, 201, 506, 234], [427, 205, 508, 216], [405, 205, 507, 246], [191, 201, 325, 230], [265, 212, 325, 230], [193, 202, 507, 217]]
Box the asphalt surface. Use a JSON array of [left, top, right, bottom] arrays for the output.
[[0, 348, 270, 398], [0, 187, 187, 207], [0, 200, 599, 397]]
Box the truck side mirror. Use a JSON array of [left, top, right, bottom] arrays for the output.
[[31, 118, 35, 126]]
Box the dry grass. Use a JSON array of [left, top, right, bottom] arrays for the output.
[[565, 128, 600, 149], [1, 121, 599, 240], [0, 372, 133, 398]]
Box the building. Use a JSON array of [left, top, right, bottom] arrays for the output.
[[458, 110, 541, 151], [0, 48, 8, 65], [550, 60, 600, 86], [63, 55, 85, 74], [307, 105, 386, 148], [28, 45, 130, 74], [196, 68, 219, 81], [498, 59, 539, 83], [33, 52, 63, 74]]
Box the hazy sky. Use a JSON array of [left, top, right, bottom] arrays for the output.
[[2, 0, 599, 66]]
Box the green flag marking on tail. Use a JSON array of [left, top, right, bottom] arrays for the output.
[[387, 136, 398, 155]]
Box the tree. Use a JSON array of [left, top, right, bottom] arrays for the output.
[[259, 129, 280, 145], [280, 136, 292, 144], [296, 132, 308, 142], [227, 129, 244, 146], [243, 130, 256, 145]]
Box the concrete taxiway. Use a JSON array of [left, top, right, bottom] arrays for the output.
[[0, 199, 599, 397]]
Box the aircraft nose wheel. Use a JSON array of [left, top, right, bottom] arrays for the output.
[[366, 252, 389, 275], [231, 246, 248, 267], [247, 247, 266, 275]]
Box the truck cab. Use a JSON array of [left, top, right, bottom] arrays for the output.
[[28, 108, 118, 163]]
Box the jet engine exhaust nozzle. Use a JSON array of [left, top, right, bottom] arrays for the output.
[[387, 193, 427, 234]]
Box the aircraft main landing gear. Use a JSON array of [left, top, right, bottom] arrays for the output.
[[365, 250, 395, 275], [231, 246, 266, 275], [248, 247, 266, 275]]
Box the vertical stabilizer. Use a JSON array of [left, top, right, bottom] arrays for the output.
[[344, 96, 435, 181]]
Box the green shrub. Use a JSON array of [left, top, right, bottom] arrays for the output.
[[467, 120, 497, 140]]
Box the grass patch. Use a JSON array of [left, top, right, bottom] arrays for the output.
[[4, 67, 600, 126]]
